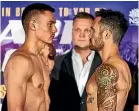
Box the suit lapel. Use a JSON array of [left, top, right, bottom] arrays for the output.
[[81, 52, 101, 98], [63, 51, 76, 79], [63, 51, 101, 98], [63, 51, 101, 81]]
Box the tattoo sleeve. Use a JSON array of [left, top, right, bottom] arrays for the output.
[[96, 63, 119, 111]]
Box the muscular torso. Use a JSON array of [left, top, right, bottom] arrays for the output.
[[4, 51, 50, 111], [86, 58, 131, 111], [25, 54, 50, 111]]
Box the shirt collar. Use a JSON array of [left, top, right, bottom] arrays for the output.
[[72, 49, 80, 57], [88, 51, 95, 61], [72, 49, 95, 62]]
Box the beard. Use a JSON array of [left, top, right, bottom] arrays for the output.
[[89, 34, 104, 51]]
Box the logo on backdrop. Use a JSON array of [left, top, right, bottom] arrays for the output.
[[129, 8, 139, 26]]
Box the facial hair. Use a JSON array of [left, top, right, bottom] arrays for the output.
[[89, 34, 104, 51]]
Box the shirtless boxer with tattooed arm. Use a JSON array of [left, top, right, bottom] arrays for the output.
[[86, 9, 131, 111], [3, 3, 57, 111]]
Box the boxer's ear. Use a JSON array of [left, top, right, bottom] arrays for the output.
[[102, 30, 112, 41], [29, 20, 36, 31]]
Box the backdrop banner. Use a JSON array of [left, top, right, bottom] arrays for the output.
[[0, 1, 138, 109]]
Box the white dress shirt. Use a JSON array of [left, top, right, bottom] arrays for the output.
[[72, 49, 95, 96]]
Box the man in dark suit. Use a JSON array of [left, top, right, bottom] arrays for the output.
[[49, 12, 101, 111]]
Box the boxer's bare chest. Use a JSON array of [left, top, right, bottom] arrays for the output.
[[29, 55, 50, 90]]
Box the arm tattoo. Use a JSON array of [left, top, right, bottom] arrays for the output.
[[95, 63, 119, 111]]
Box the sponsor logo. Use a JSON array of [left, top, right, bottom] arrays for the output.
[[129, 8, 139, 26]]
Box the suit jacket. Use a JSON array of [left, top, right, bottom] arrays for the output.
[[49, 50, 101, 111], [1, 94, 7, 111]]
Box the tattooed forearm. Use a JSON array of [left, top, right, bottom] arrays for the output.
[[95, 63, 119, 111]]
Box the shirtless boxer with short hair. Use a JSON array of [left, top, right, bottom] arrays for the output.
[[86, 9, 131, 111], [4, 3, 57, 111]]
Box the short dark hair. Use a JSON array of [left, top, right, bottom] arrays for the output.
[[22, 3, 55, 32], [95, 9, 128, 44], [73, 12, 94, 22]]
